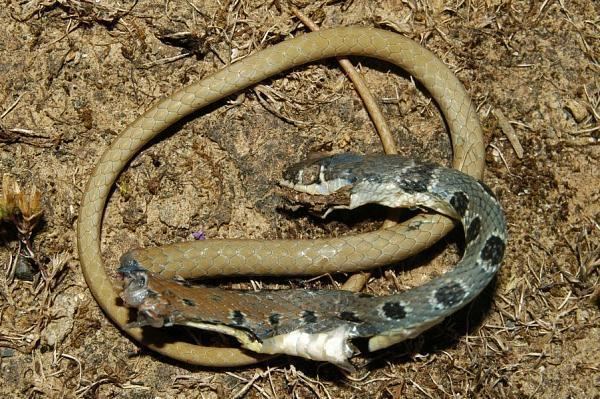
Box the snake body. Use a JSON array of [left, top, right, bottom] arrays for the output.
[[77, 27, 497, 367]]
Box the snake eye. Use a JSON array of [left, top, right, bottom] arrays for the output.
[[282, 161, 322, 186]]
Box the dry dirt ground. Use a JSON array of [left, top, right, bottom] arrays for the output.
[[1, 1, 599, 398]]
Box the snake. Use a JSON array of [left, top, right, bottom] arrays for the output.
[[77, 26, 506, 368]]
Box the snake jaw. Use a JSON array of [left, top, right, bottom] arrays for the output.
[[278, 177, 351, 197], [279, 153, 363, 196]]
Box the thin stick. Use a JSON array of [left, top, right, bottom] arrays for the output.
[[493, 109, 524, 159], [292, 8, 398, 155]]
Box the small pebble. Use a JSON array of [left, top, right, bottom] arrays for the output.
[[564, 99, 589, 123], [14, 255, 36, 281], [0, 347, 15, 358]]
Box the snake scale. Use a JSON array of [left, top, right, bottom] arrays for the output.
[[77, 27, 506, 368]]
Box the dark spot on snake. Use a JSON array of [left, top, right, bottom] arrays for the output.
[[478, 181, 498, 201], [339, 311, 362, 323], [466, 216, 481, 243], [268, 313, 281, 326], [146, 289, 159, 299], [301, 310, 317, 324], [231, 310, 246, 326], [396, 165, 432, 193], [182, 298, 196, 307], [356, 324, 380, 337], [399, 179, 428, 193], [481, 235, 505, 266], [322, 154, 361, 184], [434, 281, 465, 308], [450, 191, 469, 217], [382, 302, 407, 320]]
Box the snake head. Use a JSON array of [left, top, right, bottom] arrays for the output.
[[118, 257, 179, 328], [280, 153, 363, 196], [117, 259, 151, 307], [118, 264, 184, 329]]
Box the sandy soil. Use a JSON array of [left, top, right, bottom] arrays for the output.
[[1, 1, 598, 398]]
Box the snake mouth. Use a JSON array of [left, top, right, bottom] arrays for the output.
[[279, 154, 363, 196]]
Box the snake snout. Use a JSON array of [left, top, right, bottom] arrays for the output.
[[282, 161, 322, 186]]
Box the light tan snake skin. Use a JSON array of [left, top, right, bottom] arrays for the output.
[[77, 27, 485, 366]]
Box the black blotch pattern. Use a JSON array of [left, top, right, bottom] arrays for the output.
[[182, 298, 196, 307], [434, 282, 466, 308], [268, 313, 281, 326], [396, 165, 432, 193], [382, 301, 407, 320], [450, 191, 469, 217], [301, 310, 317, 324], [231, 310, 245, 326], [398, 179, 428, 193], [466, 216, 481, 243], [146, 289, 158, 299], [481, 235, 505, 266], [339, 311, 362, 323]]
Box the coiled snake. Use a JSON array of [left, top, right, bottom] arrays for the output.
[[77, 27, 506, 368]]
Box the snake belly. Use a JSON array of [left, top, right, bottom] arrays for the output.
[[77, 27, 489, 367], [119, 153, 506, 369]]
